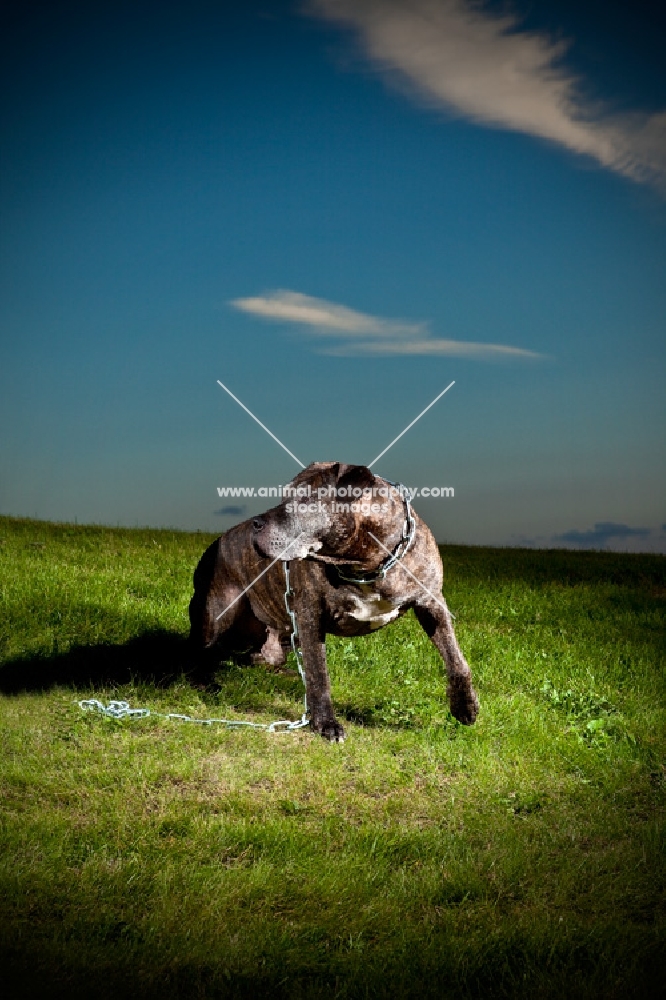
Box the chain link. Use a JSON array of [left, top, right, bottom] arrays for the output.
[[78, 698, 309, 731]]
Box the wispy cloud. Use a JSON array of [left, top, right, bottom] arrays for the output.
[[307, 0, 666, 190], [231, 290, 424, 338], [322, 338, 540, 359], [231, 289, 541, 359], [553, 522, 652, 549]]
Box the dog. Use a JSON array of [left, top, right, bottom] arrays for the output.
[[189, 462, 478, 741]]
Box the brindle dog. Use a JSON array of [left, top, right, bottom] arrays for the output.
[[189, 462, 478, 742]]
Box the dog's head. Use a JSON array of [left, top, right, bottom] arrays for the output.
[[252, 462, 404, 566]]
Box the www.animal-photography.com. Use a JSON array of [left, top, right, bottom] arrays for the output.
[[1, 2, 664, 998]]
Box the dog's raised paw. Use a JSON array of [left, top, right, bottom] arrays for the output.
[[449, 687, 480, 726]]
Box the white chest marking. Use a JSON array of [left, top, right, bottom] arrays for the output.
[[347, 587, 402, 629]]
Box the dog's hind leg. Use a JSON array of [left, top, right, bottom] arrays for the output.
[[189, 577, 244, 651], [188, 539, 249, 677], [187, 590, 245, 680], [250, 628, 288, 668], [413, 601, 479, 725]]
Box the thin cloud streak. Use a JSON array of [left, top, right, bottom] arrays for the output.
[[231, 290, 424, 338], [230, 289, 543, 360], [323, 339, 542, 359], [307, 0, 666, 190]]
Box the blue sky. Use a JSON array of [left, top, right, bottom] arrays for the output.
[[1, 0, 664, 550]]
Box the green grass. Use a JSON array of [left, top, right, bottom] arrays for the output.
[[0, 514, 665, 999]]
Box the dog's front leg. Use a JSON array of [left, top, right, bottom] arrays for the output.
[[414, 601, 479, 725], [292, 580, 345, 743]]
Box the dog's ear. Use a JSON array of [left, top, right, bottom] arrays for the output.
[[336, 464, 375, 492], [285, 462, 375, 494], [307, 461, 363, 481]]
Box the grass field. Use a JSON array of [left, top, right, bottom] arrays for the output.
[[0, 513, 664, 998]]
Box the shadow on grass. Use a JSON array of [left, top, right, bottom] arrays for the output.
[[0, 629, 195, 695], [0, 624, 449, 730], [0, 633, 429, 730], [0, 626, 306, 721]]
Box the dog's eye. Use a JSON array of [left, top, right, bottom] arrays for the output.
[[252, 518, 265, 531]]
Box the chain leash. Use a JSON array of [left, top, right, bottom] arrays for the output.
[[282, 559, 309, 722]]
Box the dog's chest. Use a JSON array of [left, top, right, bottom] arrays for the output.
[[342, 584, 402, 629]]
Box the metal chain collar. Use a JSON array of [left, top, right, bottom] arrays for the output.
[[336, 480, 416, 585]]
